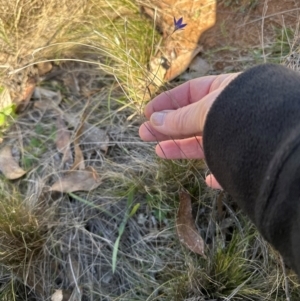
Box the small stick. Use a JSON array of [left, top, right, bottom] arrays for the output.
[[280, 255, 291, 301]]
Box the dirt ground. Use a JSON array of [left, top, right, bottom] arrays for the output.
[[200, 0, 300, 72]]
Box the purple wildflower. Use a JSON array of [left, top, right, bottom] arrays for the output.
[[173, 17, 187, 32]]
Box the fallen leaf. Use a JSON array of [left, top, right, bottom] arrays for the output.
[[50, 166, 101, 193], [81, 123, 110, 154], [51, 289, 74, 301], [51, 290, 63, 301], [56, 116, 73, 166], [176, 191, 206, 257], [0, 145, 26, 179]]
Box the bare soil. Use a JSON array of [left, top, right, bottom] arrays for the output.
[[200, 0, 300, 72]]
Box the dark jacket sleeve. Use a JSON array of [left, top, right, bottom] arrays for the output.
[[203, 63, 300, 276]]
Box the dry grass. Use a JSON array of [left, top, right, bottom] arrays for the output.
[[0, 0, 160, 114], [0, 0, 299, 300]]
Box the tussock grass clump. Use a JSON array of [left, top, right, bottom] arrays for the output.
[[0, 181, 48, 300], [0, 0, 88, 109], [0, 181, 45, 267], [88, 0, 161, 104]]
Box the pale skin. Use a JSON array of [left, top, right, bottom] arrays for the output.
[[139, 72, 240, 189]]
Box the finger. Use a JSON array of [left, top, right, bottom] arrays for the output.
[[148, 88, 222, 137], [144, 76, 216, 118], [139, 121, 200, 142], [139, 122, 175, 141], [155, 137, 204, 159], [205, 174, 223, 190], [144, 73, 238, 118]]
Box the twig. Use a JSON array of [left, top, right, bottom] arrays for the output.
[[280, 255, 291, 301]]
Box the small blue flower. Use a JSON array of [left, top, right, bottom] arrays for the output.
[[173, 17, 187, 32]]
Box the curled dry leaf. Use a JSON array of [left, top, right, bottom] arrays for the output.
[[0, 145, 26, 179], [50, 166, 101, 193], [176, 191, 206, 257], [55, 116, 73, 166]]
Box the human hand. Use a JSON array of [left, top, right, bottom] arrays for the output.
[[139, 72, 240, 189]]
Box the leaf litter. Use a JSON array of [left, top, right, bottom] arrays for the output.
[[31, 87, 109, 194], [51, 116, 105, 192]]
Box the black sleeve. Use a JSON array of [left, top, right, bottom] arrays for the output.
[[203, 63, 300, 277]]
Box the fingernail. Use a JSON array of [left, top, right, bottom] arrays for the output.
[[151, 112, 165, 126]]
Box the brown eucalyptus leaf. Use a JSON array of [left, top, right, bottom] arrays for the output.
[[55, 116, 73, 165], [0, 145, 26, 179], [50, 166, 101, 193], [176, 191, 206, 257]]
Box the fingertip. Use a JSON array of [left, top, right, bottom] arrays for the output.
[[205, 174, 223, 190], [138, 123, 145, 139], [139, 122, 153, 141], [155, 143, 166, 158], [144, 102, 154, 119]]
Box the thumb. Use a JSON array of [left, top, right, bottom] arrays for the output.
[[149, 88, 222, 137]]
